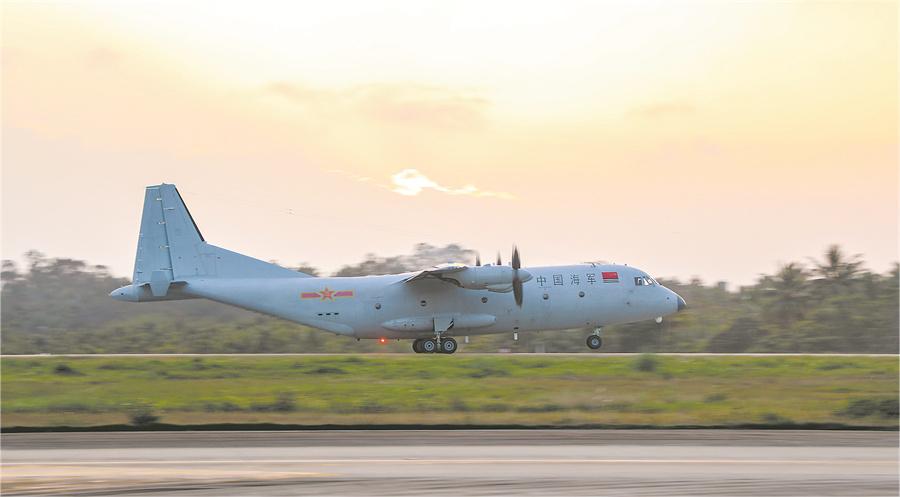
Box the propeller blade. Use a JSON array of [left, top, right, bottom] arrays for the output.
[[513, 276, 524, 307], [511, 245, 523, 306], [496, 252, 502, 266], [475, 253, 481, 266]]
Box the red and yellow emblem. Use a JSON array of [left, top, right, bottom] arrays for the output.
[[301, 287, 354, 301]]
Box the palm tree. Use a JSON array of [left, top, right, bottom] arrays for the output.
[[813, 245, 862, 281], [810, 245, 862, 295], [766, 262, 810, 324]]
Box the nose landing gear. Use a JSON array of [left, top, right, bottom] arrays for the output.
[[586, 328, 603, 350], [412, 337, 458, 354]]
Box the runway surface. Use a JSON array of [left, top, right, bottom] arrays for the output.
[[2, 430, 897, 496], [3, 353, 896, 358]]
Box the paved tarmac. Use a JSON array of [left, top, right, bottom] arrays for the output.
[[2, 430, 897, 496], [3, 353, 896, 358]]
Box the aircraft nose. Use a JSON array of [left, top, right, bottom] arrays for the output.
[[676, 295, 686, 312]]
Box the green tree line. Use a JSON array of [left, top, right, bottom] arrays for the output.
[[1, 244, 896, 353]]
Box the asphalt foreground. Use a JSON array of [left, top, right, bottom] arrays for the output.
[[2, 430, 898, 496]]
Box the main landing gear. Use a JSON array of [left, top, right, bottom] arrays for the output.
[[586, 328, 603, 350], [412, 337, 457, 354]]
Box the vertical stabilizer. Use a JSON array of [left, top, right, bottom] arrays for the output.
[[131, 184, 307, 286], [114, 183, 311, 302], [133, 184, 204, 284]]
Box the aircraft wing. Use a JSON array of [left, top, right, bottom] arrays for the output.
[[402, 263, 468, 284]]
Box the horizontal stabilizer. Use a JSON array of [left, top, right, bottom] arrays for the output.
[[149, 270, 172, 297], [138, 279, 187, 297]]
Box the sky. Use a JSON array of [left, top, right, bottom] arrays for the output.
[[2, 1, 897, 286]]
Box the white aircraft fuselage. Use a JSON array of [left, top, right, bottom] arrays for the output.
[[111, 184, 685, 352]]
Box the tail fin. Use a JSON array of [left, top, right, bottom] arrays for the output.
[[132, 184, 307, 296], [133, 184, 203, 287]]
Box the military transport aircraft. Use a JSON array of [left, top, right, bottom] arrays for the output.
[[111, 184, 686, 353]]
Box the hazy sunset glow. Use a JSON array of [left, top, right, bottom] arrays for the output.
[[2, 1, 897, 284]]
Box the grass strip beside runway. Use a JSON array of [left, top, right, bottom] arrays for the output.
[[2, 355, 897, 429]]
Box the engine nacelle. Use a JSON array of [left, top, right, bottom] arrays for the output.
[[443, 266, 532, 291]]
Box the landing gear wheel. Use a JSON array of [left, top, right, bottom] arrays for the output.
[[439, 337, 458, 354], [586, 335, 602, 350], [421, 339, 437, 353], [412, 339, 424, 353]]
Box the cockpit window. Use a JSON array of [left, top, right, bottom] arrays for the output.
[[634, 276, 656, 286]]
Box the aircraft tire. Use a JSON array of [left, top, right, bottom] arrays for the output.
[[421, 339, 437, 353], [586, 335, 602, 350], [412, 339, 424, 353], [440, 337, 458, 354]]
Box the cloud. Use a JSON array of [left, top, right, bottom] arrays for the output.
[[355, 85, 488, 129], [264, 82, 488, 130], [328, 169, 376, 185], [629, 101, 696, 118], [327, 168, 513, 200], [266, 82, 332, 104], [85, 46, 124, 70], [390, 169, 514, 199]]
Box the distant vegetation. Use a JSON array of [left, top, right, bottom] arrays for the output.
[[1, 244, 897, 354], [2, 355, 896, 429]]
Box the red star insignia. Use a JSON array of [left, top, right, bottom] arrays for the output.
[[319, 287, 335, 301]]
